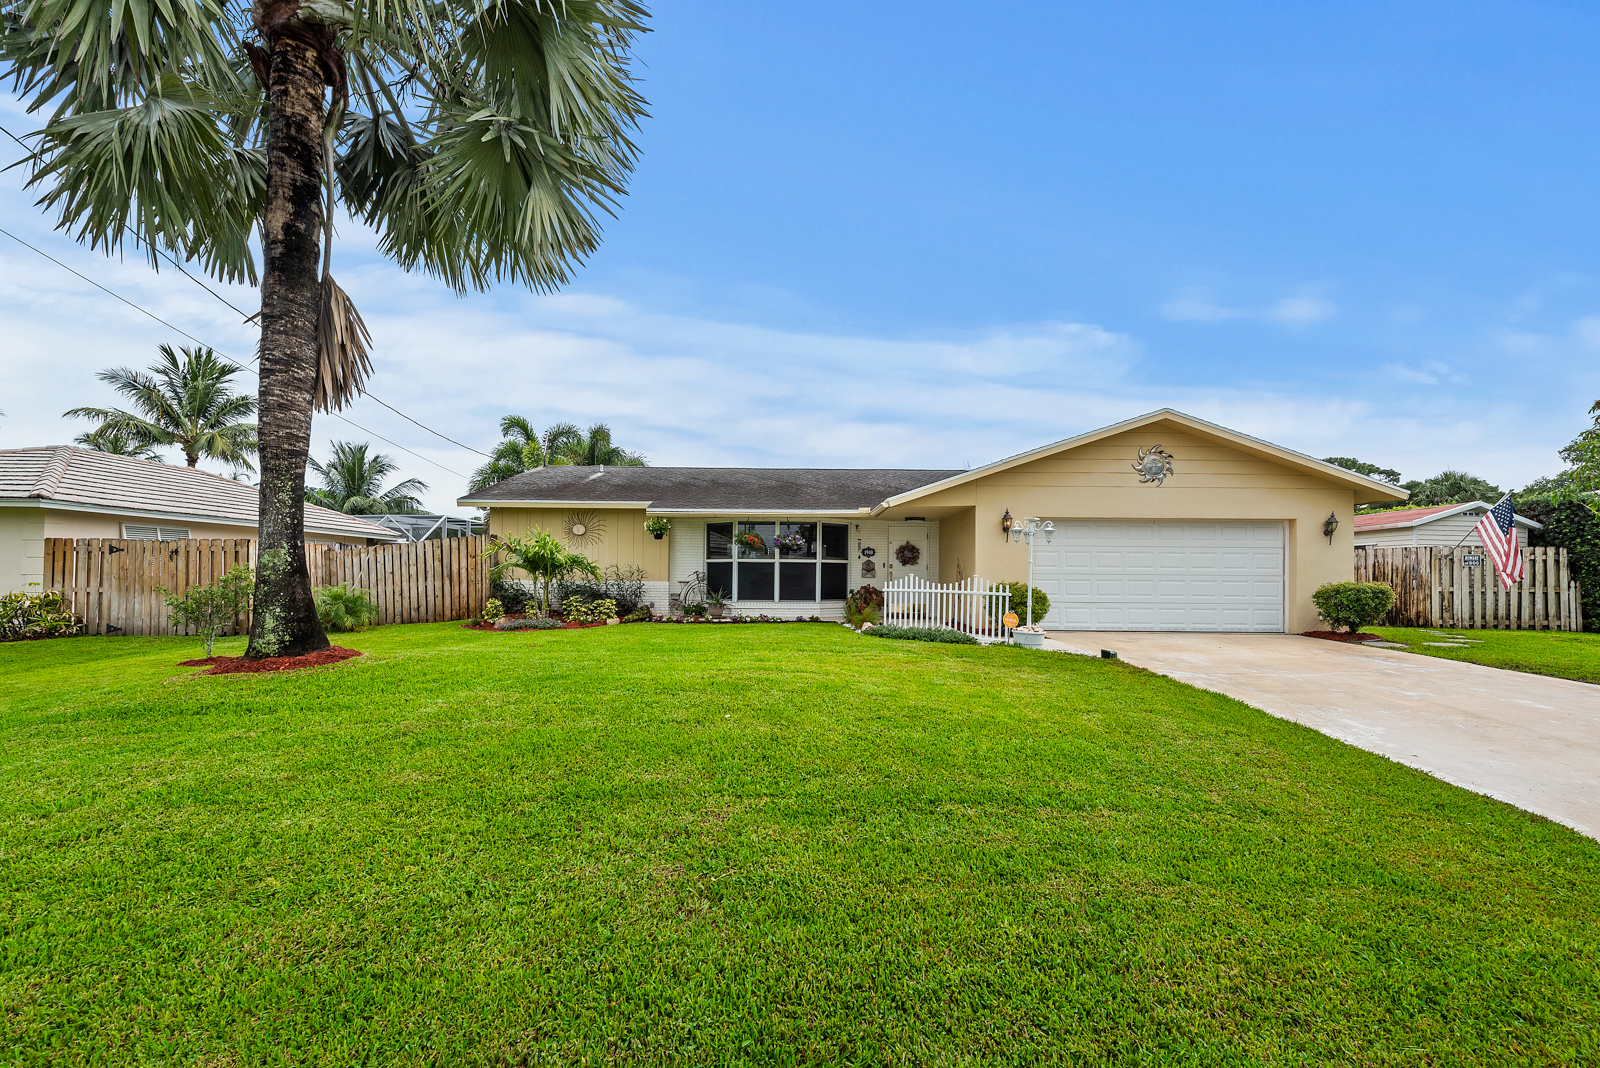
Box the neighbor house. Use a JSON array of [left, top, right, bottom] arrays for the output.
[[0, 446, 402, 594], [1353, 502, 1542, 549], [459, 409, 1407, 632]]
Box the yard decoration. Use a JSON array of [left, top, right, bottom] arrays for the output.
[[1311, 581, 1397, 633], [157, 565, 253, 658], [0, 586, 82, 641], [487, 533, 602, 619], [894, 542, 921, 566], [1133, 445, 1176, 486]]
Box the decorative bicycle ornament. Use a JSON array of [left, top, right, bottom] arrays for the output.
[[1132, 445, 1175, 486]]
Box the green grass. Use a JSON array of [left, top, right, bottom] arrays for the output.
[[2, 623, 1597, 1065], [1370, 626, 1600, 685]]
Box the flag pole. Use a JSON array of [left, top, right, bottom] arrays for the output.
[[1446, 493, 1513, 554]]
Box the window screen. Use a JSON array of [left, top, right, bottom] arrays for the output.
[[706, 561, 734, 599], [820, 562, 849, 600], [738, 562, 774, 600], [779, 562, 817, 600], [820, 523, 848, 561], [706, 522, 733, 559]]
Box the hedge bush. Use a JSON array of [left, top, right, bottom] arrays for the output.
[[1311, 581, 1396, 633], [863, 625, 979, 645], [0, 587, 81, 641], [1523, 497, 1600, 632], [494, 616, 566, 631], [1004, 583, 1051, 624]]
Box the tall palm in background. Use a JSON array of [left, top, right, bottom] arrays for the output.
[[467, 417, 645, 491], [74, 423, 167, 460], [3, 0, 649, 657], [305, 440, 426, 514], [557, 422, 645, 466], [65, 346, 257, 468]]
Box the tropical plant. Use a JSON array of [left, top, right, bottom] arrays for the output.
[[844, 585, 883, 630], [1557, 401, 1600, 496], [313, 583, 379, 632], [0, 586, 82, 640], [1402, 471, 1503, 508], [157, 565, 253, 656], [468, 417, 580, 491], [64, 346, 257, 469], [486, 531, 601, 618], [1311, 581, 1396, 633], [4, 0, 650, 659], [561, 596, 616, 624], [305, 440, 427, 514], [481, 597, 504, 623], [73, 422, 166, 460], [553, 422, 646, 466], [703, 587, 726, 610]]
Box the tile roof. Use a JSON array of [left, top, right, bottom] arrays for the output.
[[459, 466, 964, 512], [0, 446, 402, 541]]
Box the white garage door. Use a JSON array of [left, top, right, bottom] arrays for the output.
[[1032, 520, 1285, 632]]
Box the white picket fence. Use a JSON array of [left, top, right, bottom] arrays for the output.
[[881, 575, 1013, 641]]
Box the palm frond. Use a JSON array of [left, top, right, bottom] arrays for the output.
[[313, 274, 374, 412]]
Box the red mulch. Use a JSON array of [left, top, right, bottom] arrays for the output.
[[1300, 631, 1385, 643], [179, 646, 364, 675]]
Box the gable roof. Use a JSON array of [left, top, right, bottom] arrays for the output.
[[458, 466, 963, 513], [873, 408, 1410, 512], [0, 446, 403, 541], [1354, 501, 1542, 532]]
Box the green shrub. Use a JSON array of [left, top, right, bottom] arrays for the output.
[[482, 598, 505, 623], [157, 566, 252, 656], [1004, 583, 1051, 624], [488, 575, 534, 615], [624, 606, 653, 622], [1311, 581, 1396, 633], [494, 616, 565, 631], [0, 586, 82, 641], [864, 624, 979, 645], [562, 596, 618, 625], [315, 584, 380, 634]]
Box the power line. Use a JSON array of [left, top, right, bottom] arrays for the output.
[[1, 129, 491, 473]]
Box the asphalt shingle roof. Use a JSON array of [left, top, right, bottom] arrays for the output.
[[0, 446, 402, 541], [458, 466, 963, 511]]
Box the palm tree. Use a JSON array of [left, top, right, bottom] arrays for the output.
[[467, 416, 583, 491], [74, 423, 167, 461], [552, 422, 646, 466], [4, 2, 649, 659], [487, 530, 601, 618], [65, 346, 258, 469], [306, 441, 427, 514]]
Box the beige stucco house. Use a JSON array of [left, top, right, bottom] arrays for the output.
[[460, 409, 1407, 633], [1, 446, 401, 594]]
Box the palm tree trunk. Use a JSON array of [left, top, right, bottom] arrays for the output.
[[247, 34, 331, 659]]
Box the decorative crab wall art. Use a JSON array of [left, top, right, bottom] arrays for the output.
[[1132, 445, 1175, 486]]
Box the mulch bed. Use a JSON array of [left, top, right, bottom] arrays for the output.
[[179, 647, 364, 675], [459, 619, 617, 632], [1300, 631, 1385, 643]]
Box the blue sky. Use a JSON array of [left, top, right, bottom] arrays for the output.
[[4, 1, 1600, 513]]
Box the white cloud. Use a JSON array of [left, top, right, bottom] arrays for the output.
[[1384, 360, 1470, 386], [1161, 286, 1337, 327]]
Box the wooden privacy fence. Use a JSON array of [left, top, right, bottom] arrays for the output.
[[1353, 545, 1583, 630], [45, 535, 494, 636]]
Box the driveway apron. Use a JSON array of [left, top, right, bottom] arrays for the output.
[[1044, 632, 1600, 840]]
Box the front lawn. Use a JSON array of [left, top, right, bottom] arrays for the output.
[[1370, 626, 1600, 685], [2, 623, 1597, 1064]]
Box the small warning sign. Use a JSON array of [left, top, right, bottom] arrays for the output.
[[1003, 611, 1020, 629]]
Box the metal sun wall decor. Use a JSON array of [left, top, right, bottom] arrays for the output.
[[1133, 444, 1175, 486], [562, 510, 606, 550]]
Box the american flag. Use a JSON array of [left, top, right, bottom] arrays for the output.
[[1474, 493, 1524, 589]]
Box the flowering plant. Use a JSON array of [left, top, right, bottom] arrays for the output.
[[644, 516, 671, 536], [774, 531, 809, 555], [735, 530, 767, 553]]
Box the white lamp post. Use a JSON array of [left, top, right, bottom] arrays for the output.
[[1010, 517, 1055, 628]]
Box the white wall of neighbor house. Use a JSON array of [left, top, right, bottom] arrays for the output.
[[0, 510, 47, 593], [1354, 510, 1534, 549]]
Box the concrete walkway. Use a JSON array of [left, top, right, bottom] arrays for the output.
[[1043, 632, 1600, 839]]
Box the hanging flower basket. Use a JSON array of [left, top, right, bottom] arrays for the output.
[[774, 532, 808, 555], [736, 530, 767, 553], [894, 541, 921, 566]]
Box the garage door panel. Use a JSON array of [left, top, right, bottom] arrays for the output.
[[1040, 519, 1283, 632]]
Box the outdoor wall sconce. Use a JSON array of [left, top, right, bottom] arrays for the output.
[[1323, 512, 1339, 543], [1000, 509, 1014, 540]]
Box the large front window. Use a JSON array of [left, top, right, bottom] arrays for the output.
[[706, 520, 849, 601]]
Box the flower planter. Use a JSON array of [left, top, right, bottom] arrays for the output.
[[652, 532, 664, 540], [709, 607, 725, 618], [1013, 629, 1047, 649]]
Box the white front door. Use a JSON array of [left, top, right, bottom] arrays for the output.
[[886, 522, 929, 584], [1033, 520, 1285, 632]]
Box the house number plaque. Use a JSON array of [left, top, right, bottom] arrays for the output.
[[860, 547, 876, 557]]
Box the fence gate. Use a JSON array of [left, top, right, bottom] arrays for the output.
[[880, 575, 1013, 641], [1353, 545, 1583, 630], [45, 535, 493, 636]]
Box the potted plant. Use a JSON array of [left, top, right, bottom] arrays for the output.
[[705, 588, 728, 618], [735, 529, 767, 554], [644, 516, 671, 540], [774, 531, 808, 555]]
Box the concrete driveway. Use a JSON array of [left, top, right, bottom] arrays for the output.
[[1044, 632, 1600, 840]]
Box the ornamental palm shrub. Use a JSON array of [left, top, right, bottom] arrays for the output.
[[1311, 582, 1396, 633], [488, 533, 602, 618], [0, 587, 82, 640], [158, 565, 253, 656], [1004, 583, 1051, 625], [314, 584, 379, 633], [4, 0, 649, 659]]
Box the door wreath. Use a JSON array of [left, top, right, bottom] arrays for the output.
[[894, 541, 921, 566]]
